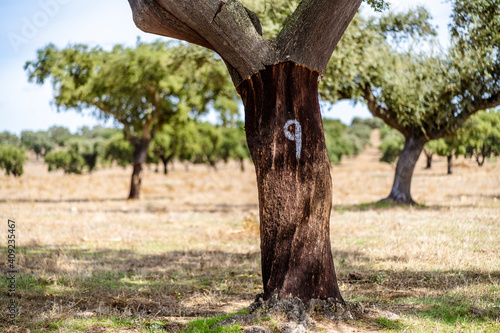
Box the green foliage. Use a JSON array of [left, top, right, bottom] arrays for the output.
[[243, 0, 389, 40], [25, 40, 239, 197], [379, 126, 404, 164], [104, 133, 133, 167], [194, 122, 224, 168], [364, 0, 390, 12], [44, 150, 85, 174], [322, 2, 500, 139], [323, 119, 352, 164], [0, 145, 28, 176], [461, 109, 500, 165], [66, 138, 104, 173], [219, 122, 249, 164], [24, 41, 238, 145], [79, 126, 120, 140], [21, 130, 55, 158], [48, 125, 72, 146], [0, 131, 21, 146], [323, 118, 376, 164], [351, 117, 384, 129], [376, 6, 437, 41]]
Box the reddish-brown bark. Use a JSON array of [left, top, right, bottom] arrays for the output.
[[239, 62, 342, 301]]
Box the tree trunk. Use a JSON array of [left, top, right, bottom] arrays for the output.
[[447, 154, 453, 175], [424, 151, 433, 169], [161, 153, 174, 175], [128, 139, 151, 199], [476, 152, 486, 166], [239, 62, 342, 302], [161, 156, 168, 175], [381, 135, 426, 205]]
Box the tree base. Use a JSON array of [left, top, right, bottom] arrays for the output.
[[379, 196, 417, 206], [208, 295, 364, 332]]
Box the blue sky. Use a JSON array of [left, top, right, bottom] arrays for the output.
[[0, 0, 452, 135]]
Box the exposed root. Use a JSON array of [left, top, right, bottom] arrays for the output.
[[213, 294, 366, 332]]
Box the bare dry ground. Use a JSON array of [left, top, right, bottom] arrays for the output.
[[0, 132, 499, 332]]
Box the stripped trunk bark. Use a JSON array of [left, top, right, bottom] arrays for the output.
[[239, 62, 342, 302], [381, 135, 426, 205], [128, 139, 151, 199]]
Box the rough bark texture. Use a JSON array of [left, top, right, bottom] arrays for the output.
[[381, 136, 426, 205], [239, 62, 342, 302], [128, 140, 151, 199]]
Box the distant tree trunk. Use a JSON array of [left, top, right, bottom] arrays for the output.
[[381, 135, 426, 205], [475, 150, 488, 166], [160, 153, 175, 175], [208, 161, 217, 171], [160, 155, 168, 175], [128, 139, 151, 199], [83, 153, 98, 174], [239, 158, 245, 172], [447, 154, 453, 175], [424, 150, 433, 169], [240, 62, 342, 302]]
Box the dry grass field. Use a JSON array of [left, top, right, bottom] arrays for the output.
[[1, 132, 499, 332]]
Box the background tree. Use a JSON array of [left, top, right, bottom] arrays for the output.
[[20, 130, 55, 159], [321, 2, 500, 204], [103, 133, 134, 168], [323, 119, 354, 164], [48, 125, 72, 147], [149, 127, 175, 175], [0, 131, 21, 146], [427, 136, 467, 175], [126, 0, 387, 302], [66, 138, 104, 173], [194, 122, 224, 170], [25, 41, 238, 199], [378, 126, 404, 164], [0, 145, 28, 177], [44, 149, 85, 174], [462, 109, 500, 166]]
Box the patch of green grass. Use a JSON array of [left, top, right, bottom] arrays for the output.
[[376, 317, 404, 330], [182, 311, 249, 333]]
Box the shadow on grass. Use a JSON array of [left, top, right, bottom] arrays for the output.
[[1, 246, 498, 331], [333, 201, 431, 212], [332, 200, 495, 212]]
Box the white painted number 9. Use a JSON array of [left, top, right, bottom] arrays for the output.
[[283, 119, 302, 159]]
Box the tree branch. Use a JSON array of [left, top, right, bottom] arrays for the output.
[[275, 0, 362, 74], [474, 92, 500, 113], [362, 84, 409, 136], [128, 0, 278, 85]]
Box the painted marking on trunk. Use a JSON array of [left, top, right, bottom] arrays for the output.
[[283, 119, 302, 159]]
